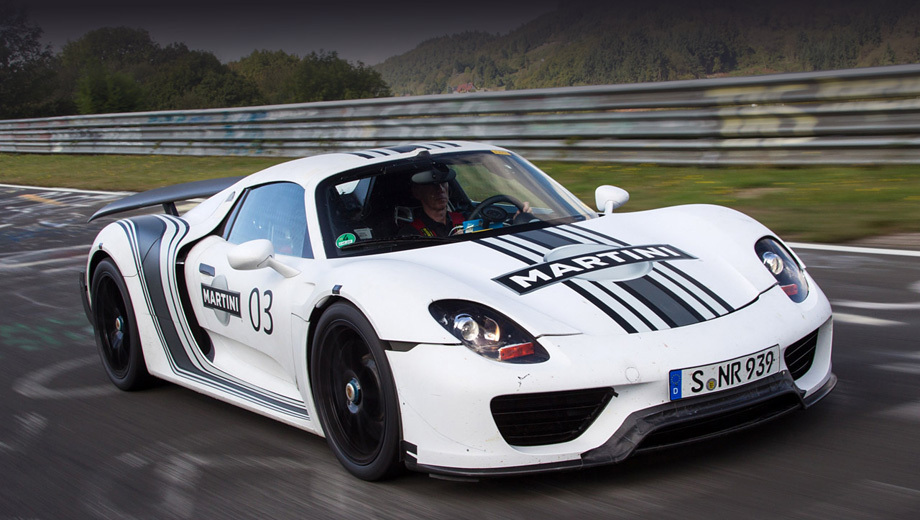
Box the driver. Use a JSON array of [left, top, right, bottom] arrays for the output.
[[398, 168, 465, 237], [397, 166, 535, 238]]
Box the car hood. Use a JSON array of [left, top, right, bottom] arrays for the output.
[[335, 204, 786, 342]]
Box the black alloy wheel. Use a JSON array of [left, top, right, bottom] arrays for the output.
[[311, 302, 401, 480], [91, 259, 152, 390]]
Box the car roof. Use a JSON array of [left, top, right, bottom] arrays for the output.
[[239, 141, 502, 192]]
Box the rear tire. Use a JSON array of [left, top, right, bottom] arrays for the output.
[[311, 302, 402, 480], [91, 259, 153, 390]]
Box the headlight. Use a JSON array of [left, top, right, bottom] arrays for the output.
[[754, 237, 808, 303], [429, 300, 549, 363]]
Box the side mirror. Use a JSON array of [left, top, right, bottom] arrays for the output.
[[595, 185, 630, 215], [227, 239, 299, 278]]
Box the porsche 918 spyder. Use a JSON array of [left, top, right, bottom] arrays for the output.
[[80, 141, 835, 480]]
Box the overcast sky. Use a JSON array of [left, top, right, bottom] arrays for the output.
[[25, 0, 558, 65]]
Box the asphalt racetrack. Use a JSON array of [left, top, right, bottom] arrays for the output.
[[1, 184, 918, 519]]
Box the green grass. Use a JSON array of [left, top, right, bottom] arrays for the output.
[[2, 153, 919, 243], [540, 162, 920, 243], [0, 154, 289, 192]]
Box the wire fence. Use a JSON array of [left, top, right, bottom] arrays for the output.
[[2, 64, 920, 165]]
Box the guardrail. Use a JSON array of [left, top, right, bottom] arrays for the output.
[[2, 64, 920, 165]]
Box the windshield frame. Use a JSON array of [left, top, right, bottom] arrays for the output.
[[315, 150, 596, 258]]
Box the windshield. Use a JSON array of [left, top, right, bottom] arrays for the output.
[[317, 150, 596, 257]]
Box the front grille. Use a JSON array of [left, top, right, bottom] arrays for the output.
[[784, 329, 819, 380], [635, 392, 802, 452], [491, 387, 615, 446]]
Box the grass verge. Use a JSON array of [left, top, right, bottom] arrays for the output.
[[2, 153, 918, 243]]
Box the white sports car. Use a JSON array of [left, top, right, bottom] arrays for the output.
[[80, 141, 835, 480]]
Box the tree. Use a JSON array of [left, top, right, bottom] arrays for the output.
[[145, 44, 263, 109], [60, 27, 159, 76], [75, 65, 145, 114], [59, 27, 160, 113], [293, 51, 390, 102], [230, 50, 301, 105], [0, 3, 58, 118], [60, 32, 264, 113]]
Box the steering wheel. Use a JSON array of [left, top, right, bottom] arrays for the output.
[[468, 194, 526, 225]]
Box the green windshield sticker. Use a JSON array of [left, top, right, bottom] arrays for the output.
[[335, 233, 356, 248]]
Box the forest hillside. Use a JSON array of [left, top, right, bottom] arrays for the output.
[[374, 0, 920, 95]]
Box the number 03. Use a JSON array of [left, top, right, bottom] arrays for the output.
[[249, 288, 273, 335]]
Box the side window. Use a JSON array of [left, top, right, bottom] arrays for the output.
[[226, 182, 312, 258]]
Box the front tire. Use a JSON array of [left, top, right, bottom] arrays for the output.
[[311, 302, 402, 480], [91, 259, 152, 390]]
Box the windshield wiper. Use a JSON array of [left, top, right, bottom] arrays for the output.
[[339, 235, 454, 250]]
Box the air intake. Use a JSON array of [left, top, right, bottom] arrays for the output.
[[785, 329, 819, 380], [491, 387, 615, 446]]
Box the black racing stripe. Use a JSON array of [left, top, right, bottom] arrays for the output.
[[478, 239, 535, 265], [653, 267, 720, 317], [516, 229, 579, 250], [565, 225, 629, 247], [116, 220, 139, 264], [347, 152, 375, 159], [365, 149, 392, 157], [592, 282, 657, 331], [424, 142, 446, 149], [644, 275, 706, 323], [625, 278, 700, 327], [574, 223, 732, 315], [547, 226, 603, 245], [480, 239, 635, 334], [564, 281, 637, 334], [531, 225, 720, 325], [503, 230, 670, 332], [434, 141, 462, 148], [493, 236, 544, 257], [550, 226, 705, 327], [617, 279, 679, 328], [565, 224, 726, 316], [385, 145, 422, 153], [128, 216, 308, 418], [658, 262, 734, 313], [133, 216, 199, 372]]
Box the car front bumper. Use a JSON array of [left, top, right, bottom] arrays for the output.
[[405, 370, 836, 478], [387, 284, 835, 477]]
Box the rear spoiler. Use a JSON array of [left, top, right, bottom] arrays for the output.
[[88, 176, 244, 222]]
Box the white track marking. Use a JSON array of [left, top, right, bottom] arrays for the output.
[[0, 245, 89, 269], [13, 356, 116, 399], [834, 300, 920, 311], [832, 313, 906, 326], [789, 241, 920, 258], [0, 413, 47, 454], [14, 291, 61, 309], [89, 446, 318, 520], [874, 351, 920, 423], [878, 401, 920, 423], [794, 479, 920, 517], [876, 363, 920, 375], [0, 183, 132, 196]]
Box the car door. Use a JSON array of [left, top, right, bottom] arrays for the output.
[[185, 181, 315, 389]]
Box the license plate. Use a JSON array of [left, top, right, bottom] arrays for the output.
[[669, 345, 780, 400]]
